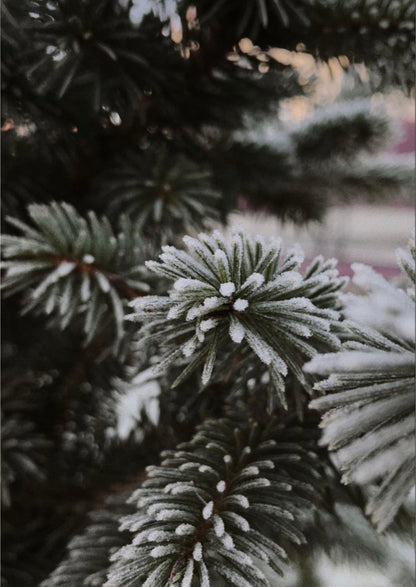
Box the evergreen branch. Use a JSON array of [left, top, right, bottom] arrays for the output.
[[105, 417, 323, 587], [321, 154, 415, 201], [128, 228, 346, 404], [94, 145, 224, 244], [2, 416, 50, 508], [305, 240, 415, 532], [193, 0, 312, 33], [1, 365, 52, 508], [187, 0, 415, 89], [1, 202, 152, 351], [41, 493, 132, 587], [288, 98, 392, 161], [20, 0, 176, 114]]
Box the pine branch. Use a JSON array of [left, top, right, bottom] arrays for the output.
[[2, 417, 50, 508], [320, 154, 415, 201], [186, 0, 415, 89], [93, 144, 224, 244], [288, 98, 393, 161], [127, 228, 346, 406], [105, 417, 323, 587], [21, 0, 176, 114], [1, 202, 153, 351], [305, 240, 415, 532], [41, 493, 133, 587]]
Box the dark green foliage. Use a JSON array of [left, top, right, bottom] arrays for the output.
[[41, 494, 133, 587], [2, 202, 152, 352], [22, 0, 178, 117], [186, 0, 415, 89], [94, 145, 223, 244], [1, 369, 50, 508], [192, 0, 313, 34], [289, 99, 392, 161]]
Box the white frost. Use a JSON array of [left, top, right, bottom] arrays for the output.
[[229, 320, 245, 343], [181, 558, 194, 587], [242, 272, 265, 289], [221, 533, 234, 549], [220, 282, 236, 297], [200, 319, 217, 332], [193, 542, 203, 561], [82, 254, 95, 264], [213, 515, 225, 537], [233, 298, 248, 311], [203, 296, 220, 309], [182, 338, 198, 357], [202, 501, 214, 520], [150, 545, 177, 558], [216, 480, 226, 493], [176, 524, 196, 536]]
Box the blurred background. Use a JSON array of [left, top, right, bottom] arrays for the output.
[[229, 57, 414, 280]]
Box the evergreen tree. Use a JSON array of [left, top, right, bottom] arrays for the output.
[[1, 1, 414, 586]]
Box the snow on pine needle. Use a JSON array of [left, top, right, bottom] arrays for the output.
[[306, 239, 415, 532], [105, 418, 322, 587], [341, 239, 415, 342], [1, 202, 152, 353], [128, 228, 346, 404]]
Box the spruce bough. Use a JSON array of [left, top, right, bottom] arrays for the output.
[[128, 228, 345, 405]]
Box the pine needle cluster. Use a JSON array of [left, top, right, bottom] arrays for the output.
[[106, 418, 322, 587], [128, 228, 346, 404], [2, 202, 152, 351]]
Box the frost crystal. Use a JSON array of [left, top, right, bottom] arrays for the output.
[[230, 495, 249, 508], [242, 272, 264, 289], [233, 298, 248, 311], [229, 320, 245, 343], [202, 500, 214, 520], [150, 545, 177, 558], [176, 524, 196, 536], [213, 515, 225, 537], [222, 533, 234, 549], [167, 306, 180, 319], [219, 282, 236, 297], [203, 296, 221, 309], [156, 509, 187, 521], [148, 530, 172, 542], [199, 560, 211, 587], [193, 542, 203, 561], [199, 464, 216, 475], [225, 512, 250, 532], [243, 466, 259, 476], [181, 557, 194, 587], [182, 338, 198, 357], [200, 319, 217, 332], [82, 253, 95, 264], [216, 480, 226, 493]]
